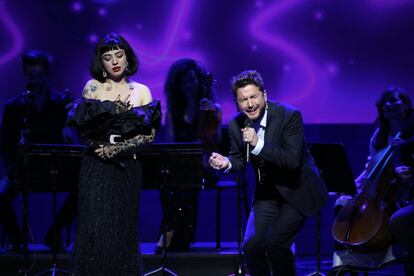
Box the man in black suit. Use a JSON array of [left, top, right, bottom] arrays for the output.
[[209, 70, 328, 275]]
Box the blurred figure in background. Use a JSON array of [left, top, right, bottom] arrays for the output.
[[330, 87, 414, 275], [156, 58, 222, 252], [0, 49, 77, 252]]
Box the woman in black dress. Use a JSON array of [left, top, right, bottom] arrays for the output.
[[69, 33, 161, 275]]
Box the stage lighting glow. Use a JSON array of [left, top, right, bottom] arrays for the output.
[[71, 1, 83, 12], [0, 4, 23, 65], [98, 7, 107, 16], [90, 0, 119, 4], [89, 33, 98, 44], [249, 0, 317, 103]]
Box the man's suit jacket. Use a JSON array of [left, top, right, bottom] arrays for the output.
[[227, 101, 328, 217]]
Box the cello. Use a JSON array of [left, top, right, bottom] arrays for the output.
[[331, 133, 401, 252]]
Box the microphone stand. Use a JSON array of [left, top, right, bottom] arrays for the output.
[[232, 172, 249, 276], [19, 91, 32, 275], [231, 119, 252, 276]]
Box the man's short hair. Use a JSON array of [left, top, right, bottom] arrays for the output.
[[21, 50, 50, 75], [230, 70, 265, 96]]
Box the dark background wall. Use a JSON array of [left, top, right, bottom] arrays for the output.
[[1, 0, 414, 123]]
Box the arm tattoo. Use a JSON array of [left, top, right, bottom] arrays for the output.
[[104, 131, 155, 158], [82, 87, 92, 98], [90, 83, 97, 92], [82, 83, 97, 98]]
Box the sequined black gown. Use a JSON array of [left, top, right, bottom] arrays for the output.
[[68, 99, 161, 275]]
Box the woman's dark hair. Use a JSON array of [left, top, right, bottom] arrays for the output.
[[164, 58, 216, 116], [374, 87, 413, 149], [90, 33, 138, 82], [230, 70, 265, 97], [21, 50, 50, 75]]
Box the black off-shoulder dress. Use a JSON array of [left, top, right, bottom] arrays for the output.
[[68, 99, 161, 275]]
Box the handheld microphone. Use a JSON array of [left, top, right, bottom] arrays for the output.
[[244, 118, 253, 162], [22, 90, 34, 103], [22, 90, 33, 97]]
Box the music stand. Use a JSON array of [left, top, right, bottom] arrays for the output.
[[139, 142, 203, 276], [16, 143, 84, 275], [306, 143, 357, 276]]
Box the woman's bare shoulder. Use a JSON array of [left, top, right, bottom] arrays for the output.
[[130, 81, 149, 92], [82, 79, 103, 99], [129, 80, 152, 105]]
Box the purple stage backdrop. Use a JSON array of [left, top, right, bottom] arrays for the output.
[[1, 0, 414, 123]]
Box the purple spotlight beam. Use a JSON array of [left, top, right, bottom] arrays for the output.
[[249, 0, 317, 103], [0, 2, 24, 65]]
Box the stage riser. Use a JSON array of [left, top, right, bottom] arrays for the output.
[[0, 254, 239, 276]]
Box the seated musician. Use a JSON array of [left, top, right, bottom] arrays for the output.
[[0, 50, 77, 252], [330, 87, 414, 275]]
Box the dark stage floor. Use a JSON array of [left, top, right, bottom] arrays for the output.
[[0, 242, 406, 275]]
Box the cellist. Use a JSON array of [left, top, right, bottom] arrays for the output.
[[330, 87, 414, 275]]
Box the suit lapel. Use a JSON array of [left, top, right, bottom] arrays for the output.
[[264, 102, 284, 143], [232, 114, 245, 149]]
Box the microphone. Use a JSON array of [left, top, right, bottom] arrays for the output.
[[22, 90, 34, 103], [244, 118, 253, 162], [22, 90, 33, 97]]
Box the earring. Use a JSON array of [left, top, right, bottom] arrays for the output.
[[125, 66, 130, 74], [102, 70, 107, 78]]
